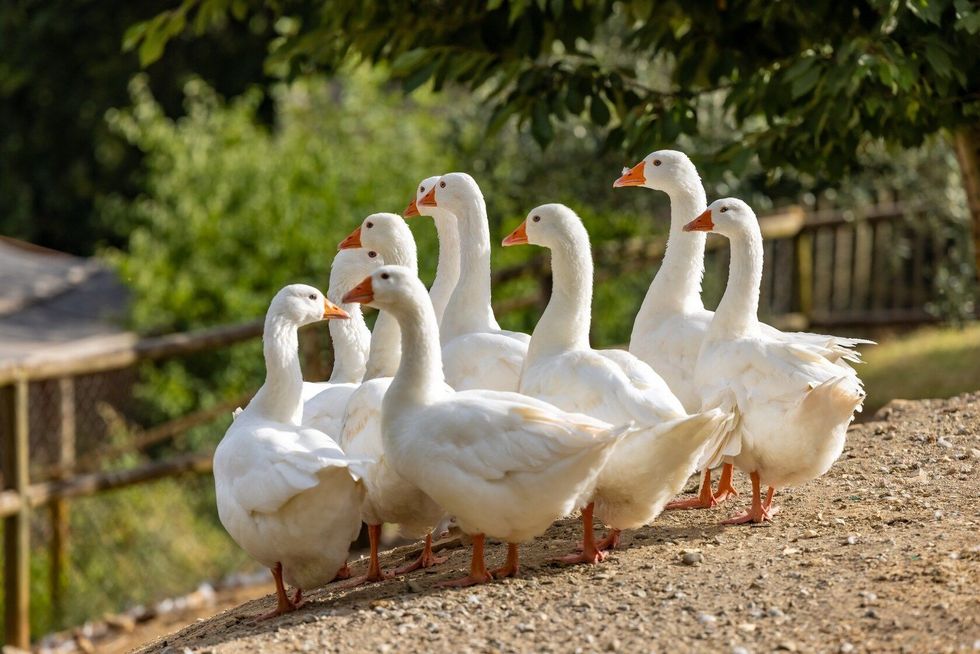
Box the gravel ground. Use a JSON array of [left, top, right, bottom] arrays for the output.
[[136, 394, 980, 654]]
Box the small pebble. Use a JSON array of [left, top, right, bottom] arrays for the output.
[[937, 437, 953, 448], [682, 551, 703, 566], [839, 643, 855, 653], [845, 535, 859, 545], [697, 613, 716, 626]]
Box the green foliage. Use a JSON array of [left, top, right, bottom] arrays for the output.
[[101, 70, 453, 419], [0, 0, 273, 255], [128, 0, 979, 178], [0, 474, 252, 639]]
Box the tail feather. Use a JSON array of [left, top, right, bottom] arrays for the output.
[[696, 402, 743, 471], [800, 375, 866, 427]]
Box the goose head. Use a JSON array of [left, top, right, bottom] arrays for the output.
[[271, 283, 349, 325], [417, 172, 482, 214], [683, 198, 756, 238], [342, 265, 427, 313], [502, 203, 586, 249], [613, 149, 699, 193], [338, 212, 416, 268], [404, 175, 450, 221], [328, 248, 385, 303]]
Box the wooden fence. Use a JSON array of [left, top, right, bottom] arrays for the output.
[[0, 201, 971, 647]]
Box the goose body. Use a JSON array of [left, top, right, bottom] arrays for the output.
[[686, 200, 867, 523], [214, 285, 364, 616], [344, 266, 627, 585], [301, 249, 381, 436], [419, 172, 529, 391], [614, 150, 871, 507], [504, 204, 726, 561], [336, 213, 445, 581]]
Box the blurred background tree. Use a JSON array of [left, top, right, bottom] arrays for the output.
[[0, 0, 275, 254], [130, 0, 980, 271]]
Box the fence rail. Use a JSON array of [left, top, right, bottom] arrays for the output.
[[0, 200, 972, 648]]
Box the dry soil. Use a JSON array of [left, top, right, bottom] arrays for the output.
[[135, 394, 980, 654]]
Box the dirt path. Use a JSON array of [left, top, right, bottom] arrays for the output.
[[135, 394, 980, 654]]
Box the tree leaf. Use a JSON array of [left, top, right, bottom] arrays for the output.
[[589, 94, 610, 126], [531, 101, 554, 146]]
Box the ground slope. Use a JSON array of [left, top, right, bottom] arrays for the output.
[[137, 393, 980, 654]]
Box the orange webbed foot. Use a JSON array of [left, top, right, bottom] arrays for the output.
[[392, 534, 448, 575]]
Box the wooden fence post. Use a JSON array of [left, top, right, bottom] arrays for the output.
[[50, 376, 75, 625], [2, 379, 31, 648], [795, 232, 814, 322]]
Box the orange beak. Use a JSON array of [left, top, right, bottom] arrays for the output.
[[612, 161, 646, 188], [418, 185, 438, 208], [501, 220, 529, 246], [338, 226, 362, 250], [683, 209, 714, 232], [323, 298, 350, 320], [403, 197, 421, 218], [342, 276, 374, 304]]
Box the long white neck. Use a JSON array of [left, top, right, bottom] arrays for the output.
[[364, 236, 419, 380], [440, 194, 500, 342], [327, 301, 369, 383], [526, 230, 592, 365], [385, 292, 447, 409], [709, 225, 762, 338], [251, 315, 304, 424], [428, 209, 461, 327], [635, 176, 708, 324]]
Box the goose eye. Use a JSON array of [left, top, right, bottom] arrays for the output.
[[419, 185, 424, 192], [366, 221, 374, 228], [653, 159, 662, 166], [368, 251, 378, 258], [380, 272, 390, 280], [439, 181, 446, 188], [308, 294, 317, 301], [532, 215, 540, 222], [720, 207, 728, 213]]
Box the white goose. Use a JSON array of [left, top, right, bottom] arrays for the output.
[[343, 265, 629, 586], [301, 248, 383, 436], [614, 150, 871, 509], [214, 285, 365, 618], [685, 199, 867, 524], [419, 172, 530, 391], [336, 213, 447, 583], [503, 204, 726, 563], [404, 175, 460, 327]]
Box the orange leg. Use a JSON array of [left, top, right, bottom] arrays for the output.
[[436, 534, 494, 587], [491, 543, 520, 579], [721, 472, 779, 525], [713, 462, 739, 503], [558, 503, 607, 565], [330, 561, 352, 582], [665, 469, 717, 510], [595, 528, 622, 552], [392, 532, 449, 575], [254, 562, 299, 621], [344, 524, 391, 587]]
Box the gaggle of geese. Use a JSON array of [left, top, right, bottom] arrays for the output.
[[213, 150, 872, 619]]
